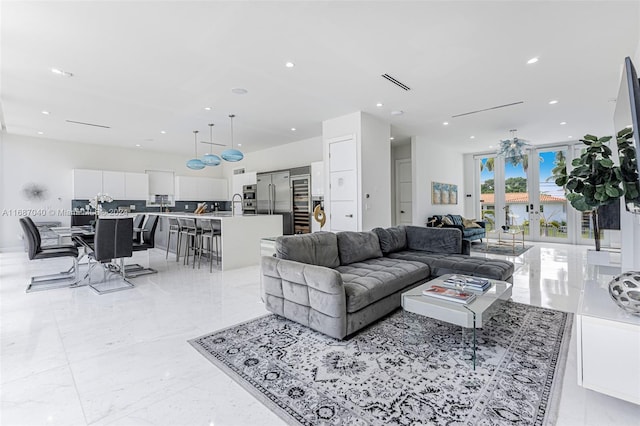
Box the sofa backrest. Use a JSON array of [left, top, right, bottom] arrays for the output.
[[336, 231, 382, 265], [275, 231, 340, 268], [405, 225, 462, 254], [372, 226, 407, 254]]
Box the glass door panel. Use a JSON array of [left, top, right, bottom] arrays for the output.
[[536, 148, 569, 241], [503, 154, 528, 235], [479, 157, 496, 232]]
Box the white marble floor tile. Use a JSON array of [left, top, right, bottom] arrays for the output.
[[1, 364, 87, 426]]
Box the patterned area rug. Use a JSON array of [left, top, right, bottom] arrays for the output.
[[471, 242, 533, 256], [190, 301, 572, 426]]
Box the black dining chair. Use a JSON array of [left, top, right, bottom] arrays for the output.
[[133, 214, 146, 243], [86, 218, 134, 294], [19, 217, 79, 292], [126, 215, 159, 277]]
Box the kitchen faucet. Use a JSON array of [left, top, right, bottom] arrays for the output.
[[232, 193, 243, 216]]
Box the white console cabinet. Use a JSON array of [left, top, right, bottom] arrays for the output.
[[577, 278, 640, 405]]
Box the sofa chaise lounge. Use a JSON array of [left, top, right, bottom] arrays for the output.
[[261, 225, 513, 339]]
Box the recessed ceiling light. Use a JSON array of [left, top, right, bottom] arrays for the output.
[[549, 100, 558, 105], [136, 144, 141, 147], [291, 127, 296, 131], [37, 131, 44, 135], [443, 122, 449, 126], [160, 130, 166, 134], [489, 145, 494, 148], [231, 87, 248, 95], [470, 136, 475, 139], [560, 121, 567, 125], [390, 110, 404, 116], [390, 137, 395, 140], [237, 143, 242, 147], [568, 136, 573, 139], [204, 107, 212, 111], [41, 110, 50, 115], [376, 102, 383, 107], [285, 61, 295, 68], [527, 57, 539, 64], [50, 67, 73, 77]]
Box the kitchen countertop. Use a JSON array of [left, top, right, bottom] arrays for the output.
[[154, 212, 272, 220]]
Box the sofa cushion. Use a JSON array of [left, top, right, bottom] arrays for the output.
[[372, 226, 407, 254], [275, 232, 340, 268], [463, 218, 482, 228], [387, 250, 514, 281], [337, 231, 383, 265], [336, 258, 430, 313]]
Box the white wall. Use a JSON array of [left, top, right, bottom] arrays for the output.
[[0, 132, 223, 250], [412, 136, 465, 225]]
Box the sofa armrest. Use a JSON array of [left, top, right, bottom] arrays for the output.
[[261, 256, 348, 339], [405, 226, 464, 254]]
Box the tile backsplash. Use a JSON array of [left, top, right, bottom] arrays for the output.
[[71, 199, 231, 214]]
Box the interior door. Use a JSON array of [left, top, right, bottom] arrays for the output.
[[396, 159, 412, 225], [329, 137, 358, 232]]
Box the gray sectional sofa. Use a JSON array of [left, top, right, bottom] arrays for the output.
[[261, 225, 514, 340]]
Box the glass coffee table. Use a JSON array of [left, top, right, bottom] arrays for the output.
[[401, 274, 513, 369], [486, 227, 525, 254]]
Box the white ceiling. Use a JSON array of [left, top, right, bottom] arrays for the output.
[[2, 1, 639, 156]]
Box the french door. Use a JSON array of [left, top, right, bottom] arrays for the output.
[[476, 145, 575, 243]]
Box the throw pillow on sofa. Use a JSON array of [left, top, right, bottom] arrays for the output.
[[447, 214, 464, 226], [372, 226, 407, 254], [337, 231, 383, 265], [463, 218, 482, 228]]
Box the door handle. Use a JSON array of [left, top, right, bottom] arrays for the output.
[[400, 210, 405, 213], [345, 214, 353, 218]]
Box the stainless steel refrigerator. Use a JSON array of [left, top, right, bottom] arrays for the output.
[[257, 171, 293, 235]]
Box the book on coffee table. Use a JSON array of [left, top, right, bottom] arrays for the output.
[[441, 275, 491, 292], [421, 285, 476, 304]]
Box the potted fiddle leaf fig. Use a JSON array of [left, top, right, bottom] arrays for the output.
[[555, 134, 624, 251]]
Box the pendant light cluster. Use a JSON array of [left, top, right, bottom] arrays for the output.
[[185, 114, 244, 170]]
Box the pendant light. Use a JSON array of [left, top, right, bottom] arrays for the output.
[[186, 130, 205, 170], [201, 123, 221, 166], [221, 114, 244, 162], [497, 129, 530, 167]]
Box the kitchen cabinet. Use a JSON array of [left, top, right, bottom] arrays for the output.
[[125, 172, 149, 199], [102, 171, 126, 199], [175, 176, 228, 201], [72, 169, 103, 199], [72, 169, 149, 200]]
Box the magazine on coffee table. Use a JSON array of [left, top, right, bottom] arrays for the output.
[[421, 285, 476, 304]]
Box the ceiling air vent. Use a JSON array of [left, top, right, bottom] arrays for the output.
[[233, 168, 245, 175], [66, 120, 111, 129], [381, 74, 411, 91], [452, 101, 524, 118]]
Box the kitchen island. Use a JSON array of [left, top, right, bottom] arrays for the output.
[[154, 212, 282, 270]]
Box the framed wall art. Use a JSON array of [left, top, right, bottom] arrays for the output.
[[431, 181, 458, 204]]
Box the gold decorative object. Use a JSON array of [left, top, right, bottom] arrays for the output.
[[313, 204, 326, 228]]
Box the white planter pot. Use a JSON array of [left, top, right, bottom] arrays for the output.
[[587, 249, 611, 266]]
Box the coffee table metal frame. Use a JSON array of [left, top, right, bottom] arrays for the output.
[[401, 274, 513, 369], [486, 228, 525, 254]]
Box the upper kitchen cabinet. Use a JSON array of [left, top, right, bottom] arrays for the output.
[[102, 171, 126, 199], [175, 176, 228, 201], [72, 169, 103, 199], [124, 172, 149, 199], [72, 169, 149, 200]]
